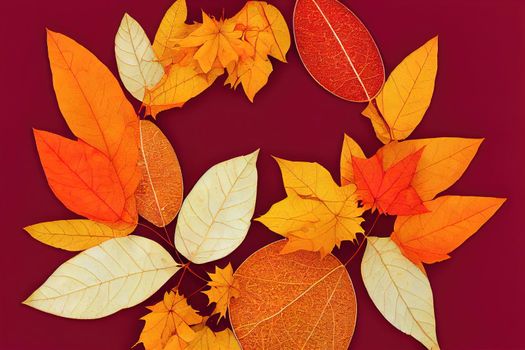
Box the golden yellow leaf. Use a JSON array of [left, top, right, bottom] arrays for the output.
[[392, 196, 505, 264], [164, 335, 187, 350], [138, 290, 203, 350], [203, 263, 240, 320], [153, 0, 189, 65], [361, 102, 391, 144], [340, 134, 365, 185], [184, 326, 240, 350], [230, 240, 357, 349], [179, 13, 253, 73], [376, 36, 438, 141], [226, 54, 273, 102], [380, 137, 483, 201], [256, 158, 364, 256], [136, 120, 183, 227], [24, 219, 133, 251]]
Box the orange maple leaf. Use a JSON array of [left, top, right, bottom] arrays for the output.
[[352, 148, 428, 216]]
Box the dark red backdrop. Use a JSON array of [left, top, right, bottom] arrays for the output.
[[1, 0, 524, 349]]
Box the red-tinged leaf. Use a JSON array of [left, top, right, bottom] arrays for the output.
[[293, 0, 384, 102], [34, 129, 126, 224], [352, 148, 428, 215]]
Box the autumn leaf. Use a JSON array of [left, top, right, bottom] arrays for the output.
[[352, 148, 428, 215], [138, 290, 203, 349], [181, 325, 240, 350], [392, 196, 505, 265], [230, 240, 356, 349], [175, 151, 258, 264], [152, 0, 190, 66], [203, 263, 240, 320], [362, 236, 439, 349], [379, 138, 483, 201], [47, 30, 140, 228], [361, 102, 391, 144], [256, 158, 364, 256], [340, 134, 365, 186], [136, 120, 183, 227], [115, 13, 165, 101], [373, 36, 439, 142], [24, 236, 179, 319], [179, 12, 254, 74], [24, 219, 133, 251], [225, 53, 273, 102], [293, 0, 384, 101], [34, 130, 128, 225]]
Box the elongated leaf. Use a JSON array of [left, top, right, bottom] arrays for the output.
[[362, 236, 439, 349], [24, 219, 134, 251], [115, 13, 165, 101], [362, 102, 391, 144], [24, 235, 179, 319], [230, 240, 356, 349], [175, 151, 258, 264], [293, 0, 384, 101], [376, 36, 438, 140], [380, 138, 483, 201], [34, 130, 126, 224], [152, 0, 189, 65], [136, 120, 183, 227], [340, 134, 365, 185], [47, 30, 140, 227], [392, 196, 505, 264]]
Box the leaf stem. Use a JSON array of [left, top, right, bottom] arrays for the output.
[[344, 212, 380, 266], [136, 222, 175, 248]]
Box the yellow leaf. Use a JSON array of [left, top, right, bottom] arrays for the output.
[[375, 36, 438, 140], [115, 13, 165, 101], [24, 236, 179, 319], [138, 290, 203, 350], [24, 219, 133, 251], [392, 196, 505, 264], [137, 120, 183, 227], [153, 0, 189, 65], [185, 326, 240, 350], [256, 158, 364, 256], [228, 54, 273, 102], [361, 102, 391, 144], [362, 237, 439, 349], [380, 137, 483, 201], [203, 263, 240, 320], [340, 134, 365, 185], [179, 13, 253, 73], [164, 335, 187, 350]]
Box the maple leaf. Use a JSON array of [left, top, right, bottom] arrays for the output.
[[138, 290, 203, 350], [230, 240, 356, 349], [184, 325, 240, 350], [352, 148, 428, 216], [256, 158, 364, 256], [203, 264, 240, 320], [391, 196, 506, 265]]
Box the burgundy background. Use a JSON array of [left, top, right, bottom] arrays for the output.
[[1, 0, 524, 349]]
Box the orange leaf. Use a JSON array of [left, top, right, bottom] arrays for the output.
[[391, 196, 505, 264], [34, 130, 126, 224], [229, 240, 357, 349], [46, 30, 140, 227], [203, 263, 240, 321], [293, 0, 384, 101], [352, 148, 428, 215], [340, 134, 365, 185]]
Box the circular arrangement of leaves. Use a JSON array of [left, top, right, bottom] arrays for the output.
[[24, 0, 506, 349]]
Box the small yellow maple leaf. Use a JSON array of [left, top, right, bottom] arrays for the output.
[[186, 325, 240, 350], [256, 158, 365, 256], [203, 263, 240, 320], [138, 290, 202, 350]]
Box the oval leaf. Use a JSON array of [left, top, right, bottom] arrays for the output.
[[376, 36, 438, 141], [24, 235, 179, 319], [174, 151, 258, 264], [24, 219, 133, 251], [380, 137, 483, 201], [47, 30, 140, 227], [230, 240, 357, 349], [136, 120, 183, 227], [340, 134, 365, 185], [152, 0, 189, 65], [115, 13, 165, 101], [362, 236, 439, 349], [293, 0, 384, 101], [392, 196, 505, 264]]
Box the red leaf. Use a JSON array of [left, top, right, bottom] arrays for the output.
[[34, 129, 127, 224], [352, 148, 428, 215], [293, 0, 384, 102]]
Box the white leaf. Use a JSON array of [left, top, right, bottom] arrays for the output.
[[24, 235, 179, 319], [361, 236, 440, 349], [175, 151, 259, 264], [115, 13, 165, 101]]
